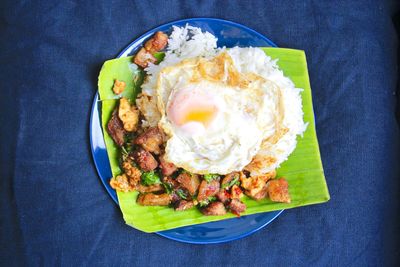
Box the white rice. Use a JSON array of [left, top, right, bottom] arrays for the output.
[[136, 25, 307, 173], [227, 47, 308, 174], [141, 25, 218, 97]]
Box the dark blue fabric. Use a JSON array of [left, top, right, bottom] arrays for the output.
[[1, 1, 399, 266]]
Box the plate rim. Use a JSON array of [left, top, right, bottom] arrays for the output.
[[117, 17, 277, 57], [90, 17, 284, 244], [156, 210, 285, 244]]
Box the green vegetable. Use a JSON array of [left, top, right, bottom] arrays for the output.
[[198, 196, 217, 207], [141, 171, 161, 186], [123, 133, 136, 145], [98, 56, 144, 101], [162, 182, 173, 194], [121, 144, 133, 157], [120, 146, 129, 162], [176, 189, 188, 200], [203, 173, 220, 182], [221, 174, 240, 189], [154, 52, 165, 63]]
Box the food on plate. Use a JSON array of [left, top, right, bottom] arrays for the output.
[[137, 193, 172, 206], [107, 25, 307, 216], [134, 31, 168, 68], [118, 98, 139, 132], [107, 109, 125, 146], [201, 201, 227, 216], [134, 127, 164, 154], [112, 79, 126, 94], [266, 178, 291, 203]]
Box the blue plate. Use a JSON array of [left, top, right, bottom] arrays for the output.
[[90, 18, 284, 244]]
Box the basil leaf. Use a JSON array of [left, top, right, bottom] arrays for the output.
[[141, 171, 161, 186], [203, 173, 220, 183], [221, 174, 240, 189], [176, 189, 187, 200], [162, 182, 173, 194], [198, 196, 217, 207]]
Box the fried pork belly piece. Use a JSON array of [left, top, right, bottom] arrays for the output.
[[197, 179, 220, 202], [109, 174, 135, 192], [227, 199, 246, 215], [134, 148, 158, 171], [107, 109, 125, 146], [134, 127, 164, 155], [134, 47, 157, 68], [266, 178, 291, 203], [201, 201, 227, 216], [241, 175, 267, 198], [176, 172, 200, 196], [174, 200, 195, 211], [241, 171, 276, 200], [112, 79, 126, 95], [137, 184, 164, 193], [134, 31, 168, 68], [230, 185, 243, 199], [137, 193, 171, 206], [159, 154, 177, 176], [216, 189, 230, 204], [251, 185, 268, 201], [118, 98, 139, 132], [144, 31, 168, 54]]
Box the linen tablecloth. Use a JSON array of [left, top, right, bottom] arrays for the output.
[[1, 1, 399, 266]]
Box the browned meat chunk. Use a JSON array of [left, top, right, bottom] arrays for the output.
[[174, 200, 195, 211], [134, 32, 168, 68], [216, 189, 230, 204], [197, 179, 220, 202], [221, 172, 240, 189], [201, 201, 226, 216], [134, 127, 164, 155], [250, 185, 268, 200], [134, 149, 158, 171], [266, 178, 291, 203], [228, 199, 246, 215], [240, 171, 276, 198], [133, 47, 157, 68], [137, 183, 163, 193], [137, 193, 171, 206], [144, 31, 168, 54], [176, 172, 200, 196], [107, 109, 125, 146], [230, 185, 243, 199], [159, 154, 177, 176]]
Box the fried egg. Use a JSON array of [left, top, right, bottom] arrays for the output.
[[156, 52, 284, 174]]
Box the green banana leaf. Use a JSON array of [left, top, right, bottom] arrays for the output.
[[97, 48, 330, 233]]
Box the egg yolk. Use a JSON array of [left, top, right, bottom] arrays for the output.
[[167, 87, 219, 132], [181, 107, 217, 126]]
